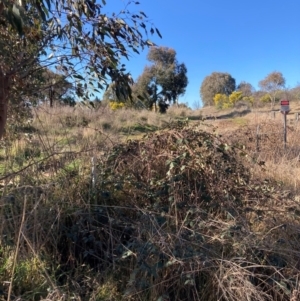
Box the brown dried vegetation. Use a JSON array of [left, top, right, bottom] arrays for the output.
[[1, 107, 300, 300]]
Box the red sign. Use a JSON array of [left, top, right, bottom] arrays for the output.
[[281, 100, 289, 106], [280, 100, 290, 113]]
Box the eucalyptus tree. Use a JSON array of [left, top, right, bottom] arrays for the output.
[[0, 3, 45, 129], [131, 66, 154, 109], [258, 71, 285, 110], [0, 0, 161, 138], [103, 82, 129, 103], [200, 72, 236, 106], [133, 46, 188, 110], [157, 60, 188, 106], [237, 81, 255, 97]]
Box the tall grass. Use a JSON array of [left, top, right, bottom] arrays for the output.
[[222, 110, 300, 195], [1, 104, 300, 300]]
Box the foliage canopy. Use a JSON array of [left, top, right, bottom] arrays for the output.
[[132, 46, 188, 110], [200, 72, 236, 106], [258, 71, 285, 109], [0, 0, 161, 138], [237, 81, 255, 97]]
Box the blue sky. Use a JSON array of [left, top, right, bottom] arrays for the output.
[[104, 0, 300, 107]]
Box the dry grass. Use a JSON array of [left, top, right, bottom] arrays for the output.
[[207, 104, 300, 193], [213, 110, 300, 196], [1, 103, 300, 300]]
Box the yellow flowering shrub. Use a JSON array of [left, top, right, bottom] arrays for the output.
[[213, 93, 229, 109], [109, 101, 125, 110], [260, 94, 271, 103], [228, 91, 243, 107], [214, 91, 251, 109], [242, 96, 254, 105]]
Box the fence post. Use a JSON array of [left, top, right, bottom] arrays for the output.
[[283, 112, 287, 151], [91, 156, 96, 190], [256, 125, 260, 152], [271, 111, 276, 119]]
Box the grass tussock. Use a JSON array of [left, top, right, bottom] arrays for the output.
[[1, 104, 300, 300]]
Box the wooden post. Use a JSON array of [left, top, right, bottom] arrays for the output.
[[256, 125, 260, 152], [283, 112, 287, 151], [280, 100, 290, 151], [49, 86, 54, 107], [271, 111, 275, 119]]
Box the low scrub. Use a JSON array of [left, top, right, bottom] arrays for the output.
[[1, 121, 300, 300]]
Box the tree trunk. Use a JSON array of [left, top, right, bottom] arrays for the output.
[[0, 70, 10, 139], [49, 86, 54, 107]]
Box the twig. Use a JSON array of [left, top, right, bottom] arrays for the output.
[[7, 196, 27, 301]]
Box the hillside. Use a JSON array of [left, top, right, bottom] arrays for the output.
[[1, 105, 300, 301]]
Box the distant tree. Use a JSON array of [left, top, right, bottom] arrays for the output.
[[131, 66, 154, 109], [147, 46, 176, 67], [133, 46, 188, 110], [164, 63, 188, 106], [251, 91, 267, 108], [41, 69, 74, 107], [200, 72, 236, 106], [60, 95, 76, 106], [275, 89, 292, 102], [237, 81, 255, 97], [147, 47, 188, 105], [103, 82, 129, 103], [290, 84, 300, 101], [258, 71, 285, 110]]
